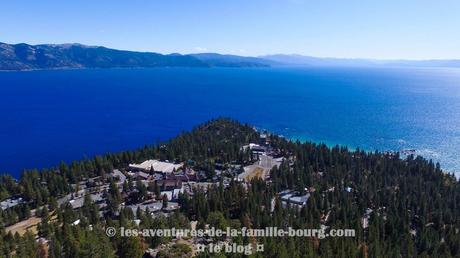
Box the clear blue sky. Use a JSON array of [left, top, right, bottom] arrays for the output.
[[1, 0, 459, 59]]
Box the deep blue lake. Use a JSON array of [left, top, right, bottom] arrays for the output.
[[1, 67, 460, 177]]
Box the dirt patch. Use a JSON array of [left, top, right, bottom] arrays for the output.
[[244, 167, 265, 181], [5, 216, 41, 236], [5, 213, 57, 236]]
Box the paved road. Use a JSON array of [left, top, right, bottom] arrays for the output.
[[259, 154, 273, 169], [239, 154, 281, 181]]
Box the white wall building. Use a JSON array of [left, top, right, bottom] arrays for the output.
[[129, 159, 183, 173]]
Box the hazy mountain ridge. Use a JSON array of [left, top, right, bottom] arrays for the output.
[[190, 53, 274, 67], [2, 42, 460, 70], [260, 54, 460, 68]]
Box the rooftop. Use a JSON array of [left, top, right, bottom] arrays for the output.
[[0, 197, 24, 210], [129, 160, 183, 173]]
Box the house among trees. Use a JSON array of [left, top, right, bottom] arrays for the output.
[[259, 133, 270, 146], [0, 197, 24, 210], [241, 143, 267, 155], [278, 190, 310, 208]]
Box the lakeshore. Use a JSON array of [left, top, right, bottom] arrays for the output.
[[1, 118, 458, 257]]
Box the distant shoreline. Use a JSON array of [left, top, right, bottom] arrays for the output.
[[2, 126, 458, 180], [3, 42, 460, 71]]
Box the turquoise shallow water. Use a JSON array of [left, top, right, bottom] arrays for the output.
[[1, 67, 460, 177]]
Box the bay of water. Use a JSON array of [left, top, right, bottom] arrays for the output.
[[1, 67, 460, 177]]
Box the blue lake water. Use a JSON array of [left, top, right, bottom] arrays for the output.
[[1, 67, 460, 177]]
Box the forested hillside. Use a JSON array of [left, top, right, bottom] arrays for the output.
[[0, 118, 458, 257], [0, 43, 270, 70]]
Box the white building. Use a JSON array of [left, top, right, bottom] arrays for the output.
[[129, 159, 183, 174]]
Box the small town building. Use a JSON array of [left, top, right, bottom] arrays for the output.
[[129, 159, 183, 174]]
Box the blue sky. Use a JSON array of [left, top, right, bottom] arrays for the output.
[[1, 0, 459, 59]]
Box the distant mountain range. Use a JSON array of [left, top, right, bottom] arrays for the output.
[[190, 53, 275, 67], [260, 54, 460, 68], [1, 42, 460, 70], [0, 42, 271, 70]]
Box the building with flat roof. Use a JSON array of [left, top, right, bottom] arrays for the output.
[[129, 159, 183, 174], [0, 197, 24, 210], [126, 201, 180, 215], [278, 190, 310, 208]]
